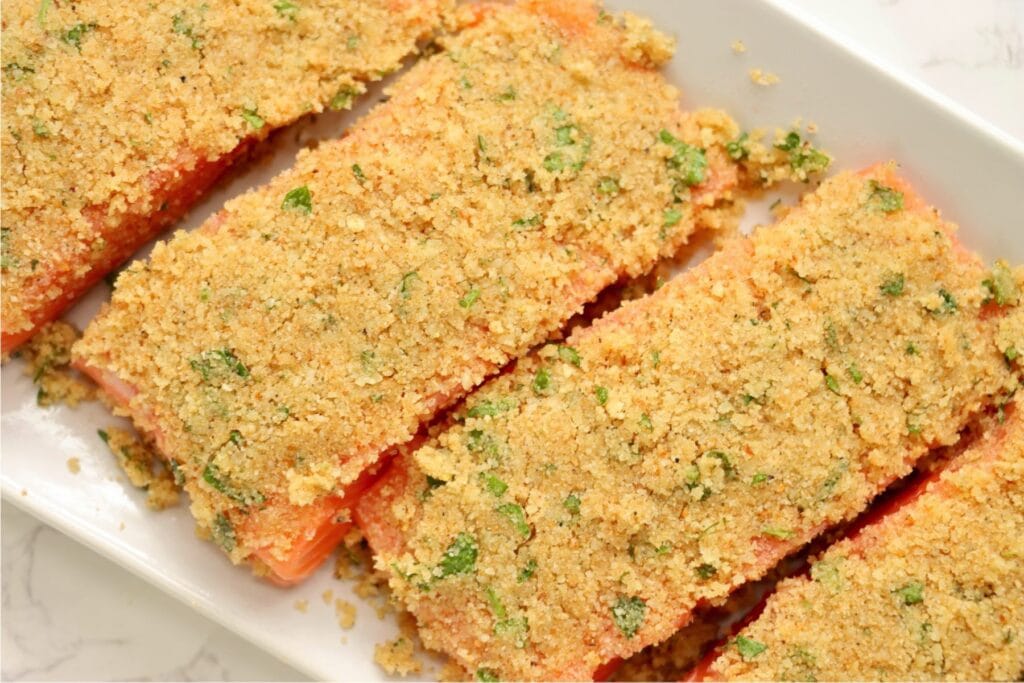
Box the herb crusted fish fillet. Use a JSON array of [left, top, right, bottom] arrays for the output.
[[1, 0, 450, 353], [353, 165, 1023, 680], [73, 0, 745, 584], [694, 398, 1024, 681]]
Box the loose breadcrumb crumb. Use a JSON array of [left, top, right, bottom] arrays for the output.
[[335, 598, 357, 630], [322, 589, 335, 605], [293, 599, 309, 614], [374, 637, 422, 676], [18, 322, 95, 407], [98, 427, 180, 510], [731, 40, 746, 54], [66, 457, 81, 474], [749, 68, 780, 86]]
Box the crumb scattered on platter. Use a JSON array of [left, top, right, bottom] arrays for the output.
[[749, 67, 780, 85], [731, 39, 746, 53]]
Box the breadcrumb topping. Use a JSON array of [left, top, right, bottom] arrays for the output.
[[358, 169, 1022, 679], [99, 427, 180, 510], [1, 0, 449, 344], [711, 398, 1024, 680], [18, 321, 95, 406], [74, 0, 746, 567]]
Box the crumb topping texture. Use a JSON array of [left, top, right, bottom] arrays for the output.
[[74, 0, 742, 565], [711, 401, 1024, 681], [1, 0, 449, 342], [357, 169, 1022, 679]]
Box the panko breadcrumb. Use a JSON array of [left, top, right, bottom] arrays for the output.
[[99, 427, 180, 510], [73, 0, 749, 582], [18, 321, 95, 407], [374, 636, 422, 676], [0, 0, 450, 353], [748, 68, 780, 86], [705, 398, 1024, 681], [354, 166, 1023, 680]]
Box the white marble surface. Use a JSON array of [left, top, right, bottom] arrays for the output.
[[2, 1, 1021, 681]]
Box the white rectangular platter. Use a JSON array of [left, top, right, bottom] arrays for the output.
[[3, 0, 1023, 679]]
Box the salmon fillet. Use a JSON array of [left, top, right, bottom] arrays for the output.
[[694, 398, 1024, 681], [354, 165, 1023, 679], [72, 0, 745, 583], [1, 0, 450, 353]]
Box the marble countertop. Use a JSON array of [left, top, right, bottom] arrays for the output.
[[2, 0, 1021, 680]]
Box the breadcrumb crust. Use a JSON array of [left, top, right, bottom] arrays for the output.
[[1, 0, 449, 345], [711, 398, 1024, 681], [74, 0, 745, 568], [358, 169, 1022, 679]]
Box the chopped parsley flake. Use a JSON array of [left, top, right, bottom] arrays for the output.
[[211, 513, 236, 552], [866, 179, 904, 213], [824, 374, 841, 394], [467, 399, 513, 419], [498, 86, 517, 101], [563, 493, 581, 515], [399, 271, 418, 299], [558, 345, 581, 367], [272, 1, 299, 21], [497, 502, 530, 537], [880, 273, 905, 296], [751, 472, 770, 485], [659, 129, 707, 187], [696, 563, 718, 579], [735, 635, 767, 660], [775, 131, 829, 175], [982, 261, 1020, 307], [241, 107, 265, 130], [532, 366, 551, 394], [895, 580, 925, 605], [281, 185, 312, 214], [517, 559, 538, 583], [438, 533, 478, 577], [596, 176, 620, 195], [190, 348, 250, 382], [203, 461, 265, 506], [171, 12, 202, 50], [351, 164, 365, 182], [847, 363, 863, 384], [639, 413, 653, 431], [481, 472, 508, 497], [0, 228, 16, 270], [476, 668, 499, 682], [663, 207, 683, 227], [761, 525, 793, 540], [459, 288, 481, 309], [512, 214, 541, 228], [611, 595, 647, 638], [329, 86, 357, 110], [726, 132, 749, 160], [594, 385, 609, 406], [31, 119, 50, 138], [933, 288, 958, 315], [61, 22, 97, 51]]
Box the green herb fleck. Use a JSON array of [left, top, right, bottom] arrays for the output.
[[37, 0, 52, 27], [594, 385, 609, 406], [211, 513, 236, 552], [663, 208, 683, 227], [517, 559, 538, 583], [512, 214, 541, 228], [866, 179, 904, 213], [281, 186, 312, 214], [203, 461, 265, 506], [329, 86, 357, 110], [639, 413, 653, 431], [563, 493, 581, 515], [761, 525, 793, 540], [438, 533, 478, 577], [659, 129, 707, 187], [241, 107, 265, 130], [558, 345, 581, 367], [190, 348, 250, 382], [532, 367, 551, 394], [171, 12, 202, 50], [751, 472, 770, 485], [481, 472, 507, 497], [61, 22, 97, 50], [272, 1, 299, 21], [97, 429, 110, 443], [696, 563, 717, 579], [735, 635, 767, 660], [726, 132, 749, 160], [32, 119, 50, 138], [824, 374, 841, 394], [497, 503, 530, 537], [459, 288, 481, 309], [543, 152, 565, 172], [611, 596, 647, 638], [847, 363, 863, 384], [895, 581, 924, 605], [475, 668, 499, 683], [596, 176, 620, 195], [399, 271, 418, 300], [982, 261, 1020, 307], [880, 273, 905, 296], [932, 288, 958, 315]]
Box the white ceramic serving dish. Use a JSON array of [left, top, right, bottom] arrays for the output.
[[3, 0, 1023, 679]]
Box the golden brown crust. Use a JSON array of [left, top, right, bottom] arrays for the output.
[[359, 168, 1022, 679], [1, 0, 449, 343], [712, 400, 1024, 681], [73, 0, 745, 566]]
